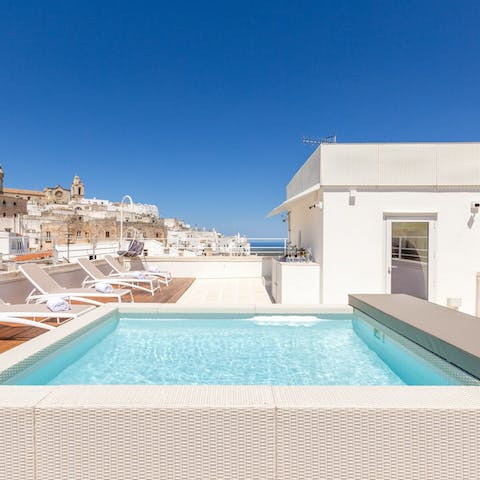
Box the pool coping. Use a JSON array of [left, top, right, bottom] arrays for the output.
[[1, 302, 480, 479], [349, 293, 480, 379]]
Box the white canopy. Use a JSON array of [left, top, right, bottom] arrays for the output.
[[267, 183, 320, 217]]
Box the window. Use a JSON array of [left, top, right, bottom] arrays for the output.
[[105, 231, 110, 238], [2, 213, 5, 217], [2, 201, 5, 206], [155, 233, 159, 238], [13, 202, 16, 206], [77, 231, 81, 238], [46, 231, 51, 239]]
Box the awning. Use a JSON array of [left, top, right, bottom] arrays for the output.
[[267, 183, 320, 217]]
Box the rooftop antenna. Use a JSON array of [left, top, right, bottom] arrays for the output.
[[302, 134, 337, 145]]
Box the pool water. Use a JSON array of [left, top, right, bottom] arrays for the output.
[[8, 313, 478, 386]]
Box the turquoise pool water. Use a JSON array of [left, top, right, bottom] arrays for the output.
[[7, 313, 478, 385]]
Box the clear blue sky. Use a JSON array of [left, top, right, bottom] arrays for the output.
[[1, 1, 480, 236]]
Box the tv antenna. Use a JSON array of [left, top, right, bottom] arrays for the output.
[[301, 134, 337, 145]]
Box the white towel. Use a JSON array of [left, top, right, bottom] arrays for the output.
[[95, 282, 114, 293], [46, 296, 70, 312], [148, 266, 160, 273], [126, 272, 146, 279]]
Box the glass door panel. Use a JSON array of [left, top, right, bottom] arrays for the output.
[[391, 221, 429, 300]]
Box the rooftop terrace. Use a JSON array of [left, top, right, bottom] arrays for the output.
[[0, 256, 272, 353]]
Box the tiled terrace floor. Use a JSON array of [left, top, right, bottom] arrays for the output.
[[0, 277, 195, 354], [177, 278, 272, 305]]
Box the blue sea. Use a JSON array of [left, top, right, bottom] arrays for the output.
[[249, 239, 285, 256]]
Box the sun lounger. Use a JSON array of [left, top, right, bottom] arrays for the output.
[[118, 239, 144, 257], [105, 255, 172, 286], [77, 258, 159, 296], [0, 298, 96, 328], [19, 263, 134, 305]]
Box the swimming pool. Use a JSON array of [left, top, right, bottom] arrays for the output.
[[6, 311, 478, 386]]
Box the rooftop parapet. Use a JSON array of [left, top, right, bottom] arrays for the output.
[[286, 142, 480, 200]]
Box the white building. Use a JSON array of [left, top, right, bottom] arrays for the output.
[[269, 142, 480, 315], [0, 231, 29, 258]]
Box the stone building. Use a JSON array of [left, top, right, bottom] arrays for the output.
[[70, 175, 85, 200], [43, 185, 70, 204], [3, 172, 85, 205], [0, 165, 28, 233], [0, 164, 167, 254], [3, 187, 44, 203], [40, 216, 166, 249]]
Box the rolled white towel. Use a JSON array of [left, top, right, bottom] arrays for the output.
[[46, 295, 70, 312], [148, 266, 160, 273], [95, 282, 114, 293], [125, 271, 146, 279]]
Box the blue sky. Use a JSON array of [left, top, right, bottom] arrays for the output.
[[1, 1, 480, 236]]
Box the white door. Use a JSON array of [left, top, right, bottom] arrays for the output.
[[386, 218, 436, 301]]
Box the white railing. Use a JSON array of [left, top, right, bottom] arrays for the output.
[[247, 238, 288, 257], [392, 236, 428, 263], [54, 241, 119, 263], [13, 234, 289, 263]]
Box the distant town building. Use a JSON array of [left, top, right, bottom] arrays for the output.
[[0, 165, 232, 260], [0, 165, 28, 233], [0, 166, 166, 251]]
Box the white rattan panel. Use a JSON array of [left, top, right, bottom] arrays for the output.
[[274, 386, 480, 480], [0, 387, 51, 480], [35, 386, 276, 480]]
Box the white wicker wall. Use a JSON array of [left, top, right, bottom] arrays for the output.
[[1, 385, 480, 480], [0, 387, 52, 480]]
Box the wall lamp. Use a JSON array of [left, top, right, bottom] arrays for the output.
[[308, 202, 322, 210], [349, 189, 357, 206]]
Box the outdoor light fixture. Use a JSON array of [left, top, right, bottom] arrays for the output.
[[349, 189, 357, 206]]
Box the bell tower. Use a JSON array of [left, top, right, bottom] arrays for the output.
[[0, 165, 4, 194], [70, 175, 85, 200]]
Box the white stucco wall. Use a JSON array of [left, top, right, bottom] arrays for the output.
[[273, 143, 480, 313], [135, 257, 263, 279], [287, 191, 323, 302], [319, 190, 480, 314], [287, 189, 480, 313]]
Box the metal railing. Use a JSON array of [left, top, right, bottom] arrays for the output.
[[4, 234, 289, 263], [392, 236, 428, 263]]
